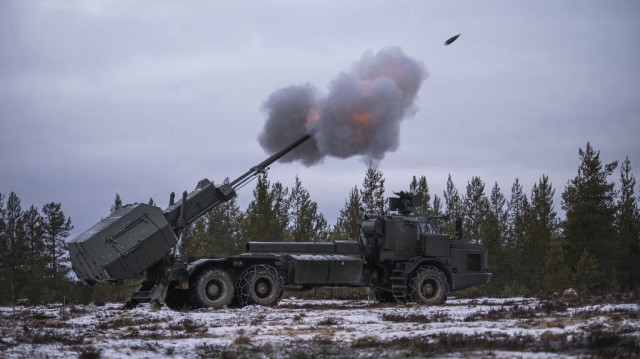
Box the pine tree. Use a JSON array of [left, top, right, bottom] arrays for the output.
[[409, 175, 431, 217], [331, 186, 362, 241], [361, 167, 385, 214], [615, 156, 640, 289], [41, 202, 73, 280], [462, 176, 489, 245], [561, 142, 618, 281]]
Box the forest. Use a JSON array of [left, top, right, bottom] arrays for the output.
[[0, 142, 638, 304]]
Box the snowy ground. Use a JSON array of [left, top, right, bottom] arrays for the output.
[[1, 296, 639, 358]]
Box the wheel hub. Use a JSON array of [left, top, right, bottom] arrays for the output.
[[255, 279, 270, 297], [421, 280, 437, 298], [206, 282, 221, 298]]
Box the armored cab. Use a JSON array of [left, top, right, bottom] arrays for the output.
[[69, 204, 178, 283]]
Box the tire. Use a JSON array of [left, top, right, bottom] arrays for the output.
[[236, 264, 284, 307], [191, 269, 234, 309], [165, 285, 190, 311], [408, 266, 450, 305]]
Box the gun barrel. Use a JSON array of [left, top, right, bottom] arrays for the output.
[[230, 132, 313, 189]]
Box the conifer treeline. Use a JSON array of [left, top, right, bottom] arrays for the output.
[[1, 141, 638, 303], [0, 194, 73, 303]]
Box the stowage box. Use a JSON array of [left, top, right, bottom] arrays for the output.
[[68, 204, 178, 283]]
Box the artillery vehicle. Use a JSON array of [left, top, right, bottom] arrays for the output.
[[69, 133, 491, 309]]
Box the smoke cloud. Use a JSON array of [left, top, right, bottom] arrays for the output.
[[259, 47, 427, 165]]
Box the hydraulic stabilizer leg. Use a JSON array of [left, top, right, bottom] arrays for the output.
[[149, 280, 170, 310]]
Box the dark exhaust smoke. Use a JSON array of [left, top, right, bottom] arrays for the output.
[[258, 47, 427, 165]]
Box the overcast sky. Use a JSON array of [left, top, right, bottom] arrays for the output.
[[1, 0, 639, 239]]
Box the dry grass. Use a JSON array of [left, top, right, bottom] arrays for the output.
[[1, 297, 639, 358]]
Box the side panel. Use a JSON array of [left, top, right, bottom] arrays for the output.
[[290, 254, 364, 285]]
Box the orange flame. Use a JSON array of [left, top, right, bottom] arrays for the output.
[[351, 111, 372, 142]]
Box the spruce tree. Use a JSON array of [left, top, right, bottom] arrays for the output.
[[41, 202, 73, 280], [506, 178, 529, 290], [615, 156, 640, 289], [489, 182, 508, 238], [1, 193, 27, 302], [289, 175, 328, 242], [22, 206, 44, 264], [244, 173, 290, 242], [507, 178, 529, 251], [409, 175, 431, 217], [312, 213, 330, 243], [202, 178, 246, 255], [541, 234, 571, 294], [561, 142, 618, 281], [361, 167, 385, 214], [462, 176, 489, 245], [482, 182, 508, 292], [271, 182, 290, 241], [0, 193, 6, 297], [432, 194, 443, 217], [21, 205, 46, 299], [245, 174, 273, 242], [179, 217, 207, 258], [443, 174, 461, 216], [442, 174, 462, 237], [331, 186, 362, 241], [574, 248, 602, 295], [523, 175, 558, 292], [111, 193, 122, 212]]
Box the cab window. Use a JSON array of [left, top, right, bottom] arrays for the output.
[[419, 221, 438, 234]]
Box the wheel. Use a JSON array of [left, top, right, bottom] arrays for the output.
[[165, 285, 190, 311], [191, 268, 235, 309], [236, 264, 284, 307], [374, 287, 396, 303], [408, 266, 450, 305]]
